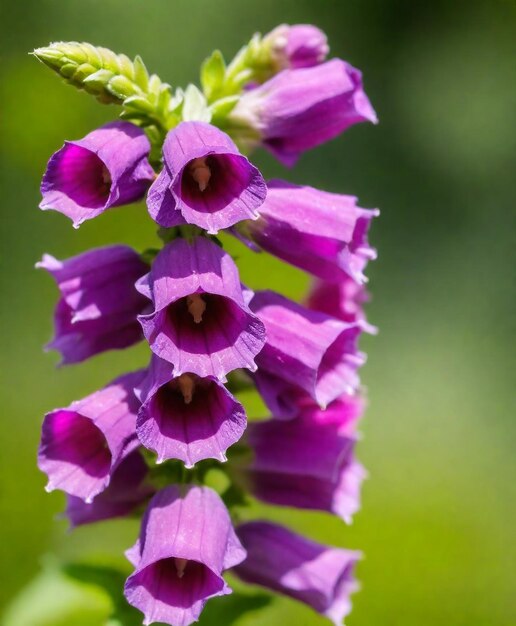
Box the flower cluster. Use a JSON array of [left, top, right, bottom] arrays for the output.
[[35, 23, 378, 626]]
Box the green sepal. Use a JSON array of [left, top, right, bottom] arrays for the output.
[[182, 84, 212, 122], [210, 95, 240, 124], [132, 54, 149, 90], [200, 49, 226, 101]]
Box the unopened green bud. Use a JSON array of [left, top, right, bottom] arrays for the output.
[[33, 42, 172, 131]]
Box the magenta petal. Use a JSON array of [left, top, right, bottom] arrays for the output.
[[37, 245, 149, 322], [234, 521, 360, 626], [231, 59, 377, 166], [252, 370, 304, 419], [38, 370, 145, 501], [38, 245, 149, 365], [40, 121, 155, 227], [47, 298, 145, 365], [307, 276, 377, 333], [247, 180, 379, 283], [295, 393, 366, 437], [251, 290, 364, 408], [245, 416, 365, 522], [65, 449, 153, 527], [138, 237, 266, 378], [124, 485, 246, 626], [265, 24, 329, 70], [148, 121, 267, 234], [283, 24, 329, 68], [137, 356, 247, 466], [146, 168, 187, 228]]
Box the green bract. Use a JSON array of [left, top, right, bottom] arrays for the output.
[[33, 34, 279, 153], [200, 34, 278, 105]]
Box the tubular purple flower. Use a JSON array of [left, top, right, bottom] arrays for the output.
[[137, 356, 247, 466], [253, 368, 366, 421], [40, 121, 155, 227], [147, 121, 267, 234], [243, 417, 365, 523], [38, 370, 145, 502], [229, 59, 377, 166], [244, 180, 378, 283], [251, 369, 306, 419], [37, 245, 149, 365], [264, 24, 329, 69], [137, 236, 266, 379], [124, 485, 246, 626], [250, 290, 365, 409], [307, 276, 377, 333], [234, 521, 360, 626], [295, 393, 366, 437], [65, 450, 154, 527]]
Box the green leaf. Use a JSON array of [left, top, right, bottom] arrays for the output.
[[63, 563, 144, 626], [198, 590, 272, 625], [182, 84, 212, 122], [201, 50, 226, 101], [2, 560, 112, 626]]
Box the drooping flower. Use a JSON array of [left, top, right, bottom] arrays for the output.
[[307, 275, 376, 334], [250, 290, 364, 409], [125, 485, 246, 626], [136, 356, 246, 466], [241, 415, 365, 523], [147, 121, 267, 234], [65, 450, 153, 527], [294, 392, 366, 437], [40, 121, 155, 227], [37, 245, 149, 365], [234, 521, 360, 626], [251, 369, 304, 419], [264, 23, 329, 69], [137, 236, 266, 379], [253, 366, 367, 421], [243, 180, 378, 283], [38, 370, 145, 502], [229, 58, 377, 166]]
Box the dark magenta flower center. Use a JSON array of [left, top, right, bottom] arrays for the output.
[[165, 292, 249, 353], [43, 410, 112, 480], [180, 154, 253, 214], [58, 145, 111, 208], [156, 376, 217, 413], [136, 558, 223, 606]]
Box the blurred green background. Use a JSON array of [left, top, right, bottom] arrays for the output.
[[1, 0, 515, 625]]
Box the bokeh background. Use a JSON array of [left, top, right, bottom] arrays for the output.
[[1, 1, 515, 625]]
